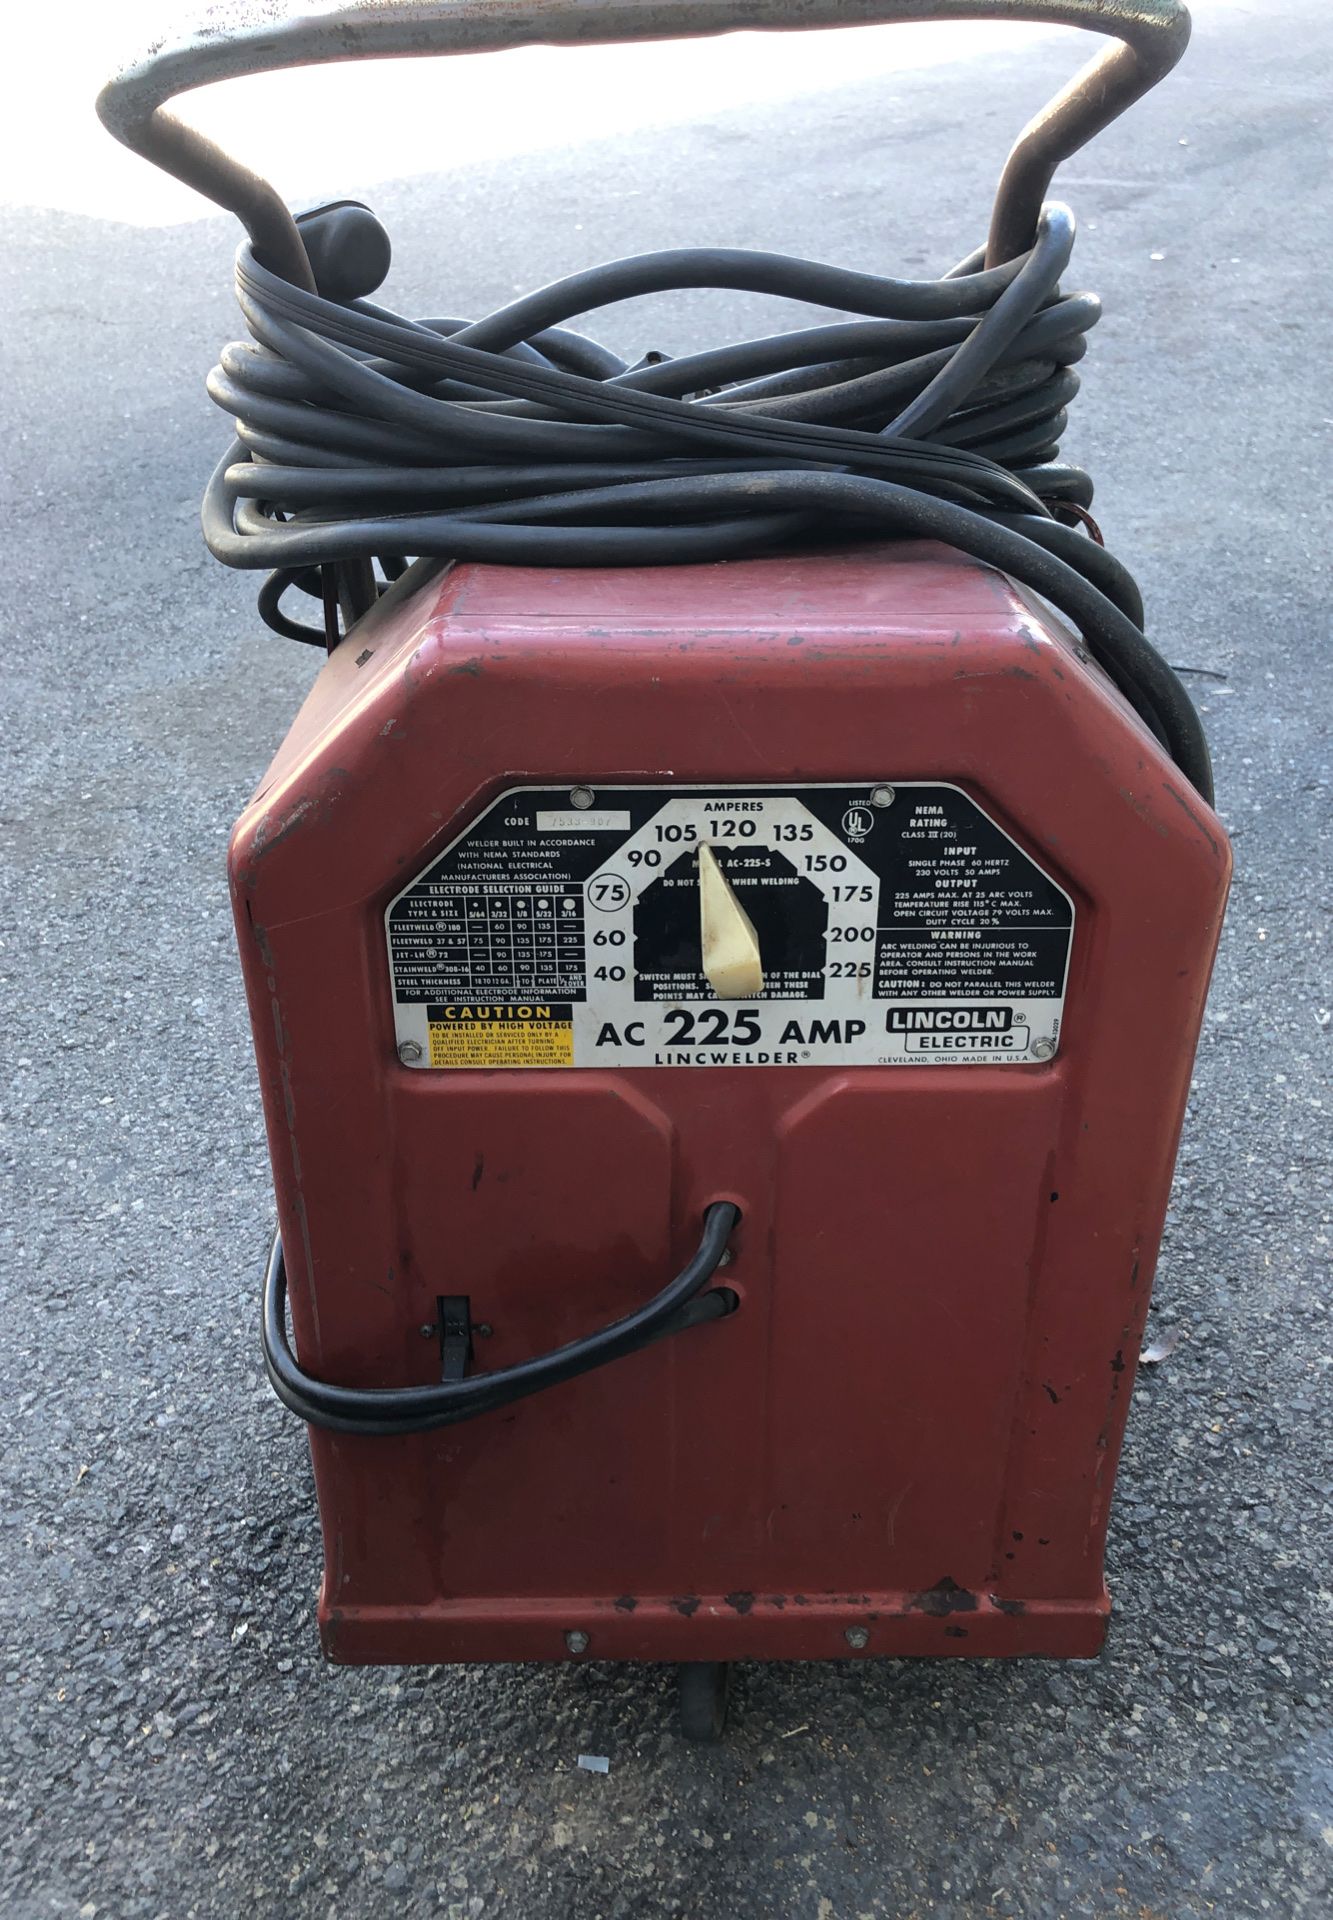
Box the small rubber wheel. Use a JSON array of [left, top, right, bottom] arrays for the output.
[[678, 1661, 731, 1742]]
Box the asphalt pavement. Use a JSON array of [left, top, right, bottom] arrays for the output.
[[1, 4, 1330, 1916]]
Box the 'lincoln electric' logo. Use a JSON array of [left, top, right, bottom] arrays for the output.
[[886, 1006, 1014, 1033]]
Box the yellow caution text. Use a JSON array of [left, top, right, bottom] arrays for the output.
[[427, 1005, 573, 1069]]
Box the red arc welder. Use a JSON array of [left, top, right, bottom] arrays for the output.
[[100, 0, 1229, 1740]]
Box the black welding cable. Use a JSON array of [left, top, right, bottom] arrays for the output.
[[227, 220, 1084, 481], [441, 244, 1029, 350], [885, 211, 1076, 440], [231, 447, 1138, 624], [203, 200, 1211, 798], [206, 462, 1187, 758], [230, 287, 1051, 504], [989, 511, 1145, 629]]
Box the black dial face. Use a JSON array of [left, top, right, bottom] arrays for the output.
[[632, 845, 829, 1002]]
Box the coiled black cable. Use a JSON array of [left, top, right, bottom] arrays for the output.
[[205, 200, 1211, 801]]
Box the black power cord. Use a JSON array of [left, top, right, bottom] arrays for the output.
[[262, 1202, 740, 1435], [204, 199, 1211, 802]]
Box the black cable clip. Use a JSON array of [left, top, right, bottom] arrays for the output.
[[437, 1296, 473, 1384]]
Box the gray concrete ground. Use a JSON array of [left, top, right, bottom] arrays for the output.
[[2, 4, 1330, 1916]]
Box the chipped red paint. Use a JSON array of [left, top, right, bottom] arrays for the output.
[[229, 540, 1230, 1667], [321, 1591, 1101, 1666]]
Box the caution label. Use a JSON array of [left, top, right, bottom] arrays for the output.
[[386, 784, 1074, 1069], [426, 1003, 574, 1069]]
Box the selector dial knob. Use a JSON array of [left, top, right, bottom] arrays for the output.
[[697, 843, 764, 999]]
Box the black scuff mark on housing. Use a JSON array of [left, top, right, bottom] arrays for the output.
[[1162, 779, 1223, 859], [910, 1577, 979, 1617]]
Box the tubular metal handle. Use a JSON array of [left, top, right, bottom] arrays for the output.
[[98, 1, 1190, 283]]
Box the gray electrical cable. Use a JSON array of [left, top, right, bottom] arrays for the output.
[[203, 199, 1212, 800]]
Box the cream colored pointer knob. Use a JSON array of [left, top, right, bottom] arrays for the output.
[[698, 843, 764, 999]]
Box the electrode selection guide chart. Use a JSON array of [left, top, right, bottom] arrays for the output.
[[386, 785, 1073, 1068]]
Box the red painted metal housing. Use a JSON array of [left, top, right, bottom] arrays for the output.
[[229, 541, 1230, 1666]]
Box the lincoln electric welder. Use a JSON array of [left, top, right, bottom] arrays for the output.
[[100, 2, 1230, 1738]]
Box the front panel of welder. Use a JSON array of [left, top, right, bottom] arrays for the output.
[[363, 770, 1081, 1607]]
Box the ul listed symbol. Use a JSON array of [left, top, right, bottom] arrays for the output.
[[842, 806, 873, 840]]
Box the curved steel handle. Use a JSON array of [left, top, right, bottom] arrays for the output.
[[262, 1201, 740, 1434], [98, 1, 1190, 282]]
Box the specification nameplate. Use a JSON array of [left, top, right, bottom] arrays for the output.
[[385, 784, 1073, 1069]]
